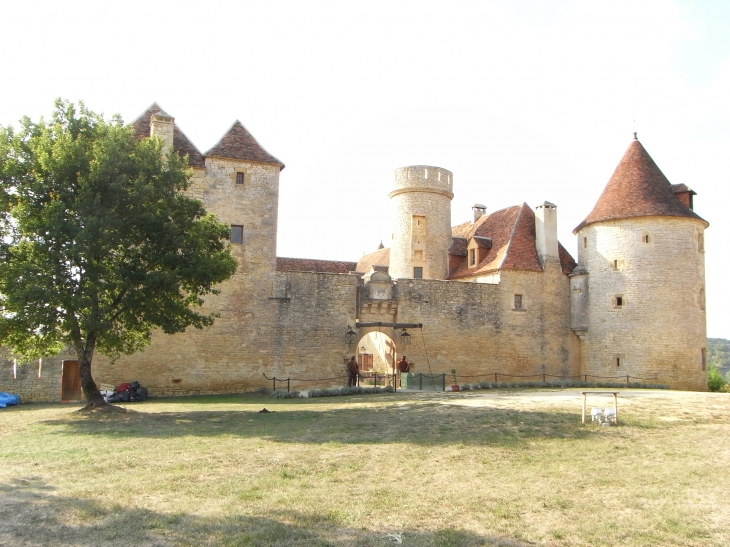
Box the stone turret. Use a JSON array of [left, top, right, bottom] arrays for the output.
[[388, 166, 454, 279], [574, 135, 709, 390]]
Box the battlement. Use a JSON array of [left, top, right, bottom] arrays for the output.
[[391, 165, 454, 199]]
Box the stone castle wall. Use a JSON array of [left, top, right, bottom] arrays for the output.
[[389, 260, 580, 380], [575, 217, 707, 390]]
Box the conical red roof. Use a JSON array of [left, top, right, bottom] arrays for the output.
[[574, 137, 706, 233], [205, 121, 284, 169]]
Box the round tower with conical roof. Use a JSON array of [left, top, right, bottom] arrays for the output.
[[389, 166, 454, 279], [573, 135, 709, 390]]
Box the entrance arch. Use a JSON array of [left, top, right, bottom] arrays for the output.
[[357, 331, 396, 374]]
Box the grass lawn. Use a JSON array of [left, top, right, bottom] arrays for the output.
[[1, 388, 729, 546]]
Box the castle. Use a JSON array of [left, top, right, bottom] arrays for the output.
[[1, 104, 709, 401]]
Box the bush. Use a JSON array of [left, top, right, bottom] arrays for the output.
[[707, 364, 728, 392], [268, 390, 300, 399], [307, 385, 394, 398]]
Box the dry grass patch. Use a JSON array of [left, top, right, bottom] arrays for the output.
[[1, 389, 729, 546]]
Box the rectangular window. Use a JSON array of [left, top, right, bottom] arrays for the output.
[[615, 356, 621, 367], [230, 225, 243, 244], [469, 248, 476, 266], [700, 288, 705, 310], [698, 233, 704, 251], [514, 294, 523, 310], [642, 234, 651, 243], [613, 295, 625, 309], [583, 237, 587, 248], [236, 172, 245, 185], [610, 259, 625, 271], [413, 267, 423, 279]]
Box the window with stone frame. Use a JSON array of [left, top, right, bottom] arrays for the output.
[[613, 295, 625, 309], [513, 294, 524, 310], [230, 225, 243, 244], [469, 248, 476, 266], [235, 172, 245, 185], [413, 267, 423, 279]]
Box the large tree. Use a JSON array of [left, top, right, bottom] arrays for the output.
[[0, 100, 237, 409]]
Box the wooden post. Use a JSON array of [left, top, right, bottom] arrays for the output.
[[613, 392, 618, 422], [581, 392, 587, 424]]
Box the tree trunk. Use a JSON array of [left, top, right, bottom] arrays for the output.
[[76, 333, 107, 409]]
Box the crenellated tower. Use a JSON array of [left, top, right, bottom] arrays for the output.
[[388, 165, 454, 279]]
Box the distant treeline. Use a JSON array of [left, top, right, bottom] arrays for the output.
[[708, 338, 730, 378]]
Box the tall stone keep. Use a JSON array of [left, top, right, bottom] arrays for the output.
[[573, 135, 709, 390], [389, 165, 454, 279]]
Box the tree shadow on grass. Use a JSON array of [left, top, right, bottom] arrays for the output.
[[0, 477, 532, 547], [40, 399, 597, 447]]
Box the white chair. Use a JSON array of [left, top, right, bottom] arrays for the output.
[[590, 408, 603, 423], [604, 407, 617, 424]]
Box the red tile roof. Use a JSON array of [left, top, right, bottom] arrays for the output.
[[276, 257, 357, 274], [205, 121, 285, 169], [130, 103, 205, 168], [574, 137, 707, 233], [449, 204, 576, 278]]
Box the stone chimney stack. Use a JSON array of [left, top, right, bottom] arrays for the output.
[[150, 110, 175, 158], [473, 203, 487, 222], [535, 201, 559, 266]]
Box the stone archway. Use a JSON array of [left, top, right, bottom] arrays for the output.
[[357, 330, 396, 374]]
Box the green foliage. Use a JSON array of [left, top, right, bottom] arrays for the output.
[[0, 100, 237, 397], [268, 390, 301, 399], [708, 338, 730, 377], [307, 385, 394, 398], [707, 363, 728, 392]]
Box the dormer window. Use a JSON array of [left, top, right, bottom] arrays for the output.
[[469, 248, 476, 266]]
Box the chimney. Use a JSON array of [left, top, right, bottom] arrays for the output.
[[472, 203, 487, 222], [150, 110, 175, 158], [535, 201, 559, 266]]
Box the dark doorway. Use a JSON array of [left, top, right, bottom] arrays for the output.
[[61, 360, 82, 401]]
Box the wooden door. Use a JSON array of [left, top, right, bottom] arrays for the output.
[[61, 360, 82, 401], [358, 354, 373, 371]]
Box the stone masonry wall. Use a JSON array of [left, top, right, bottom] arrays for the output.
[[576, 217, 707, 390], [390, 261, 581, 382]]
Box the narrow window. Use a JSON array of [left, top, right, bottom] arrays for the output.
[[615, 356, 621, 367], [698, 233, 704, 251], [613, 295, 624, 309], [701, 348, 706, 371], [514, 294, 523, 310], [469, 248, 476, 266], [700, 288, 705, 310], [583, 237, 587, 248], [413, 267, 423, 279], [235, 172, 244, 185], [230, 225, 243, 244], [642, 234, 651, 243]]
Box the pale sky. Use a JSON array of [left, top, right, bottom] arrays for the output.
[[2, 0, 728, 337]]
